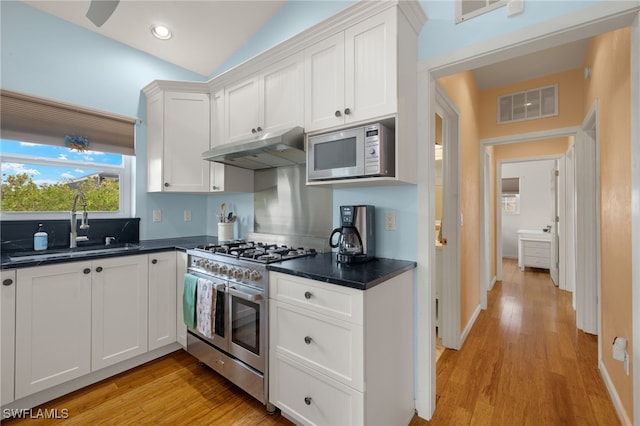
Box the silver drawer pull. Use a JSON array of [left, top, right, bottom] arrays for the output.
[[304, 336, 312, 345], [304, 396, 312, 406], [304, 291, 312, 300]]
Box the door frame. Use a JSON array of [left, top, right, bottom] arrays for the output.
[[416, 4, 640, 421]]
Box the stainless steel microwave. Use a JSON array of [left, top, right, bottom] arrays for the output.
[[307, 123, 395, 181]]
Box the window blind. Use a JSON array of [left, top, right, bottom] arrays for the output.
[[0, 89, 136, 155], [502, 177, 520, 194]]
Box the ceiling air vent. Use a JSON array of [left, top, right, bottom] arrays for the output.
[[498, 84, 557, 125]]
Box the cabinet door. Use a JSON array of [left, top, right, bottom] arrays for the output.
[[225, 76, 260, 143], [176, 251, 188, 348], [15, 262, 92, 399], [210, 89, 254, 193], [261, 52, 304, 134], [92, 255, 148, 370], [1, 270, 16, 405], [148, 252, 177, 351], [163, 92, 211, 192], [304, 32, 345, 132], [344, 8, 396, 124], [146, 92, 165, 192]]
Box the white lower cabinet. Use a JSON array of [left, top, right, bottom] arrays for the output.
[[1, 269, 17, 405], [91, 255, 148, 371], [15, 262, 92, 399], [13, 253, 174, 401], [175, 251, 188, 348], [269, 270, 414, 426], [148, 251, 177, 351]]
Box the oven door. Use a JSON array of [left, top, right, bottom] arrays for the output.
[[307, 127, 364, 180], [228, 282, 265, 373], [186, 269, 229, 353]]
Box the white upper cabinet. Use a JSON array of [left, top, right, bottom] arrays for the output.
[[144, 82, 211, 193], [305, 8, 397, 132], [224, 52, 304, 144], [210, 89, 254, 193]]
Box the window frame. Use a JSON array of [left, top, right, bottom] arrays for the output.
[[0, 149, 132, 220]]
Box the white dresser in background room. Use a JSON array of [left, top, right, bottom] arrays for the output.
[[517, 230, 552, 271]]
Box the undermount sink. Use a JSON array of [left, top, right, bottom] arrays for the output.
[[8, 243, 140, 262]]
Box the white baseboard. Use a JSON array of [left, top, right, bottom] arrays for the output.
[[599, 360, 632, 426], [459, 304, 482, 348], [489, 275, 497, 291]]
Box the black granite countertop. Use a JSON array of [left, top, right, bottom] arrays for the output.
[[1, 237, 417, 291], [267, 252, 417, 290], [0, 235, 218, 269]]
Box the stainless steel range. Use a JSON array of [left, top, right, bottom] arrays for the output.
[[185, 240, 317, 412]]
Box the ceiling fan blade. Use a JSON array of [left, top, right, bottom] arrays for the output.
[[86, 0, 120, 27]]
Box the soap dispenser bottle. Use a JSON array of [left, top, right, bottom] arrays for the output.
[[34, 223, 48, 251]]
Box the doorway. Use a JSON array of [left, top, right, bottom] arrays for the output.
[[416, 7, 640, 421]]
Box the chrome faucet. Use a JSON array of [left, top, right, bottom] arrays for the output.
[[70, 191, 90, 248]]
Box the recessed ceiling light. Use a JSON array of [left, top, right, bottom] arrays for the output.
[[151, 25, 172, 40]]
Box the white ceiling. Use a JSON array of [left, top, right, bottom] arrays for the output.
[[23, 0, 589, 86], [22, 0, 287, 77]]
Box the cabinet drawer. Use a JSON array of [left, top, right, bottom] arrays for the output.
[[269, 272, 363, 324], [523, 247, 549, 258], [522, 240, 550, 250], [270, 354, 364, 426], [270, 300, 363, 390], [523, 256, 550, 269]]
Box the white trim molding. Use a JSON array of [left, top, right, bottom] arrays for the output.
[[599, 360, 633, 426]]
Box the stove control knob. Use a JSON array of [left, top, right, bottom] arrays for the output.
[[211, 263, 220, 272], [219, 265, 228, 275], [197, 259, 205, 267], [228, 267, 236, 278], [250, 270, 262, 281], [234, 269, 245, 279]]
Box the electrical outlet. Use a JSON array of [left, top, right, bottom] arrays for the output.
[[184, 210, 192, 222], [384, 212, 397, 231], [152, 210, 161, 222]]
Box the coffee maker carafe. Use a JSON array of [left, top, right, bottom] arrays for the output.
[[329, 205, 375, 263]]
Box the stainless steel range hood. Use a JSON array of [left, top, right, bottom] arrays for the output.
[[202, 126, 305, 170]]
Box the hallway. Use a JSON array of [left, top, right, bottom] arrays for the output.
[[414, 259, 620, 425]]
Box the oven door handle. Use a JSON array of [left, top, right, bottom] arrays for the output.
[[228, 286, 262, 302], [212, 282, 226, 291]]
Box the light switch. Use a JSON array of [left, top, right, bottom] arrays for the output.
[[152, 210, 161, 222], [184, 210, 192, 222]]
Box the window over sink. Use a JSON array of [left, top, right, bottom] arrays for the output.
[[0, 139, 132, 219]]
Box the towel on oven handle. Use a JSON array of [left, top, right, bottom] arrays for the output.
[[183, 273, 198, 329], [196, 278, 216, 338]]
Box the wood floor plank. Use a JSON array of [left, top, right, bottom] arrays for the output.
[[411, 259, 620, 426]]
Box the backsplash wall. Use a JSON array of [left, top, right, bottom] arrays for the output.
[[0, 218, 140, 252]]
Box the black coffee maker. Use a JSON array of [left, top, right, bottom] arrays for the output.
[[329, 205, 375, 264]]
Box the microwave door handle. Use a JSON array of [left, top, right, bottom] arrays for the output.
[[228, 286, 262, 302]]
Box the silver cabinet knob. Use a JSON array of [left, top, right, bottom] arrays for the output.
[[304, 291, 312, 299], [344, 108, 351, 115], [334, 110, 341, 117], [164, 182, 169, 187], [304, 396, 312, 405], [2, 278, 13, 286], [256, 126, 262, 132], [304, 336, 312, 345]]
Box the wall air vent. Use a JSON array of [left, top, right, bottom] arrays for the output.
[[497, 84, 558, 125]]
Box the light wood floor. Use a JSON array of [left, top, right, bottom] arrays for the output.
[[4, 259, 619, 425], [3, 351, 293, 425], [412, 259, 620, 426]]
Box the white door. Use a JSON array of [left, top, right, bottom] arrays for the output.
[[225, 75, 261, 142], [148, 252, 177, 351], [92, 255, 148, 370], [550, 162, 560, 286], [304, 32, 345, 132], [15, 262, 92, 398], [261, 52, 304, 133], [164, 91, 211, 192], [344, 7, 396, 124], [1, 269, 16, 405]]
